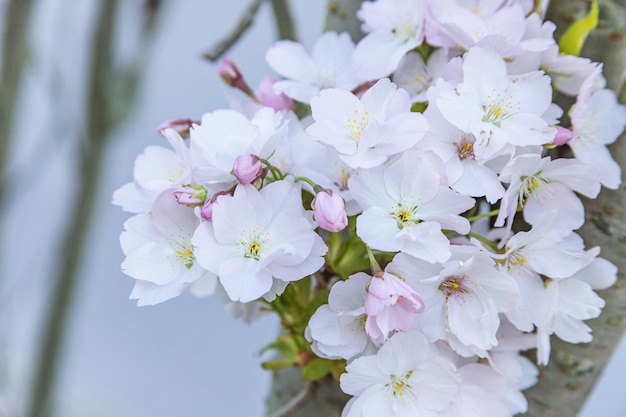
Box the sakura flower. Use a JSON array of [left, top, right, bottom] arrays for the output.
[[265, 31, 361, 103], [349, 150, 475, 262], [189, 107, 286, 185], [496, 154, 601, 233], [192, 181, 327, 302], [387, 246, 520, 352], [306, 273, 377, 360], [435, 47, 555, 161], [535, 257, 617, 365], [112, 128, 191, 213], [392, 48, 450, 102], [422, 88, 506, 203], [352, 0, 427, 79], [498, 214, 599, 280], [307, 78, 428, 169], [440, 363, 511, 417], [120, 192, 217, 306], [364, 271, 425, 343], [539, 46, 602, 96], [340, 331, 461, 417], [569, 67, 626, 189]]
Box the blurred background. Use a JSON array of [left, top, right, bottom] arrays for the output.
[[0, 0, 624, 416]]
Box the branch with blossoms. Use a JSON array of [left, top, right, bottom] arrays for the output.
[[114, 1, 626, 416]]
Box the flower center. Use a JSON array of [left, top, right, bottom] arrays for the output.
[[518, 174, 550, 207], [391, 202, 420, 229], [439, 275, 468, 297], [387, 371, 414, 397], [163, 161, 186, 183], [482, 88, 519, 126], [166, 229, 195, 269], [455, 135, 475, 160], [391, 19, 419, 42], [347, 109, 369, 141], [239, 226, 270, 260]]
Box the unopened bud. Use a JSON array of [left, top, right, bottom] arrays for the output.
[[232, 154, 264, 184], [156, 118, 198, 138], [311, 189, 348, 232], [255, 76, 293, 111], [552, 126, 574, 146], [174, 184, 207, 207], [218, 56, 253, 96]]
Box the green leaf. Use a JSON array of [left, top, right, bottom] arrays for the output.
[[261, 358, 297, 371], [301, 358, 344, 381], [558, 0, 599, 56]]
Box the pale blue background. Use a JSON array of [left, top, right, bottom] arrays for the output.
[[0, 1, 624, 416]]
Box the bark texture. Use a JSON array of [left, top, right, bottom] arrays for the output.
[[266, 1, 626, 416]]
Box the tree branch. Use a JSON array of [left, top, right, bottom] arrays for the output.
[[270, 0, 297, 41], [25, 1, 163, 415], [0, 0, 36, 217], [203, 0, 265, 61], [324, 0, 368, 42]]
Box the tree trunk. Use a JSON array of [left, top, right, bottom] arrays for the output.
[[265, 1, 626, 416]]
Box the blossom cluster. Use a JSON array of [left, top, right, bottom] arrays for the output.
[[114, 0, 623, 415]]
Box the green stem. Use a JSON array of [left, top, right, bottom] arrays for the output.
[[466, 231, 500, 252], [293, 176, 318, 191], [365, 246, 382, 276], [467, 209, 499, 222]]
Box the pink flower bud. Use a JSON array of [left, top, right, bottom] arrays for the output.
[[255, 76, 293, 111], [156, 117, 198, 138], [200, 198, 215, 221], [311, 189, 348, 232], [232, 154, 263, 184], [553, 126, 574, 146], [174, 184, 207, 207], [218, 56, 253, 95], [364, 272, 425, 341]]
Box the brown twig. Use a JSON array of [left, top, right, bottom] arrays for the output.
[[203, 0, 266, 61]]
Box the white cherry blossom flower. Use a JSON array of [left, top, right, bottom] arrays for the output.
[[496, 154, 601, 233], [536, 257, 617, 365], [120, 192, 217, 306], [349, 150, 475, 262], [307, 78, 428, 169], [189, 107, 286, 185], [435, 47, 555, 161], [113, 128, 191, 213], [569, 67, 626, 189], [306, 273, 378, 360], [387, 246, 520, 352], [265, 31, 361, 103], [192, 181, 327, 302], [353, 0, 427, 79], [340, 331, 461, 417], [392, 49, 450, 102]]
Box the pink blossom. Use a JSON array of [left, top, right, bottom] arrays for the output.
[[200, 198, 214, 221], [174, 184, 207, 207], [156, 118, 198, 138], [553, 126, 573, 146], [218, 55, 253, 95], [312, 189, 348, 232], [255, 76, 293, 111], [232, 154, 264, 184], [364, 272, 425, 342]]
